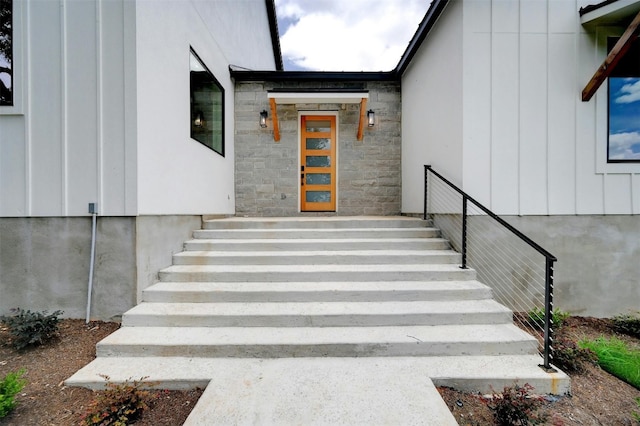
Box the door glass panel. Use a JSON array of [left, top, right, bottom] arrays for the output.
[[306, 173, 331, 185], [306, 191, 331, 202], [306, 138, 331, 150], [306, 120, 331, 132], [306, 156, 331, 167]]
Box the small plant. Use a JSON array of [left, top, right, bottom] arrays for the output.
[[580, 336, 640, 389], [0, 308, 63, 350], [612, 312, 640, 338], [552, 336, 597, 373], [81, 375, 155, 426], [484, 383, 547, 425], [527, 307, 570, 328], [633, 397, 640, 423], [0, 369, 27, 418]]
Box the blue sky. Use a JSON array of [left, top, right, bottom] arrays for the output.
[[274, 0, 432, 71], [609, 78, 640, 160]]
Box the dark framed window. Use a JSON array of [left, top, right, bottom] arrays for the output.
[[190, 48, 224, 156], [0, 0, 12, 106], [607, 37, 640, 162]]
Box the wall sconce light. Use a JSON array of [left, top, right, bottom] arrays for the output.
[[194, 111, 204, 128], [260, 110, 268, 128], [367, 109, 375, 127]]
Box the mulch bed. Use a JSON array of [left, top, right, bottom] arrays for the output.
[[1, 316, 639, 425]]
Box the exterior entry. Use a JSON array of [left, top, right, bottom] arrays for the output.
[[300, 115, 337, 212]]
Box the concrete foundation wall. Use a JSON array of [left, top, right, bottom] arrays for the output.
[[0, 217, 136, 321], [135, 215, 201, 303], [235, 81, 401, 216], [430, 214, 640, 318], [503, 215, 640, 318], [0, 215, 202, 321]]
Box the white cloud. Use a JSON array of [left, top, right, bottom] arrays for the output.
[[275, 0, 432, 71], [609, 131, 640, 159], [615, 79, 640, 104]]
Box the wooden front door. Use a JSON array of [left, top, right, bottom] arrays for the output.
[[300, 115, 336, 212]]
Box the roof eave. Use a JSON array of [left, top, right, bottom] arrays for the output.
[[394, 0, 450, 76], [265, 0, 284, 71], [229, 69, 397, 82]]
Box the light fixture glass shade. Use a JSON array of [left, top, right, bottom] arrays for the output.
[[367, 110, 375, 127], [260, 110, 268, 128], [194, 111, 204, 127]]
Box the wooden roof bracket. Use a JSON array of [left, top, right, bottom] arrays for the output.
[[269, 98, 280, 142], [266, 91, 369, 141], [357, 98, 367, 141], [582, 10, 640, 102]]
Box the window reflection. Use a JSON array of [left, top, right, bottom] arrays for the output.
[[190, 49, 224, 156], [0, 0, 13, 106], [607, 37, 640, 163]]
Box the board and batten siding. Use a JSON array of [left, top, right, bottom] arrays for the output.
[[0, 0, 137, 217], [402, 0, 640, 216], [0, 0, 277, 218]]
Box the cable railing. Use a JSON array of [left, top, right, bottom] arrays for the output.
[[423, 165, 557, 370]]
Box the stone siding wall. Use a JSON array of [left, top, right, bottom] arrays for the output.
[[234, 81, 401, 216]]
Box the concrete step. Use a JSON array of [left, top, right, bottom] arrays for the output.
[[193, 227, 439, 240], [203, 216, 429, 230], [66, 355, 570, 395], [95, 324, 537, 358], [173, 249, 461, 265], [142, 280, 493, 303], [183, 237, 451, 251], [158, 263, 476, 282], [121, 299, 512, 327], [181, 359, 458, 426]]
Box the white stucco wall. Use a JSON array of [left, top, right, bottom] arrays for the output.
[[401, 0, 464, 214], [135, 0, 276, 215], [402, 0, 640, 216], [0, 0, 137, 217]]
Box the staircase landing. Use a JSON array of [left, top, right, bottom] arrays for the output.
[[66, 216, 569, 425]]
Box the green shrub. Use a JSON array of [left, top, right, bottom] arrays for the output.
[[483, 383, 547, 425], [527, 307, 570, 328], [0, 369, 27, 418], [552, 337, 597, 373], [612, 312, 640, 339], [81, 375, 155, 426], [580, 337, 640, 389], [0, 308, 63, 350], [633, 397, 640, 423]]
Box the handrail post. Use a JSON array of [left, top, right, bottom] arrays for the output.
[[424, 165, 430, 221], [543, 257, 555, 369], [461, 194, 468, 269]]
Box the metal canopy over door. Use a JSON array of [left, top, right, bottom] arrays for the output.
[[300, 115, 336, 212]]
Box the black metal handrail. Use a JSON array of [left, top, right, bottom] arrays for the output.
[[424, 165, 557, 370]]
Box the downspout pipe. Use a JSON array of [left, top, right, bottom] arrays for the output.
[[86, 203, 98, 323]]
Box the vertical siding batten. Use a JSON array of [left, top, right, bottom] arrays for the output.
[[517, 0, 521, 216], [60, 0, 69, 216], [61, 0, 68, 215], [25, 0, 31, 215], [631, 173, 640, 214], [96, 0, 103, 214]]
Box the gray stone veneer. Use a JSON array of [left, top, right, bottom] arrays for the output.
[[234, 81, 401, 216]]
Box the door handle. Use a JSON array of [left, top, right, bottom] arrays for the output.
[[301, 173, 305, 186]]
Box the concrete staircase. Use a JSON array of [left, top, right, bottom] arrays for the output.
[[67, 216, 569, 424]]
